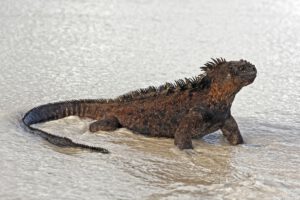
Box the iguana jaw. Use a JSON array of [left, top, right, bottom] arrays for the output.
[[239, 69, 257, 86]]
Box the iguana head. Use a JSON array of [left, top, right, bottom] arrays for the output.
[[201, 58, 256, 87], [228, 59, 257, 86], [201, 58, 257, 103]]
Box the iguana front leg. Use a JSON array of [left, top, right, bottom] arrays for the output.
[[174, 108, 203, 149], [221, 115, 244, 145]]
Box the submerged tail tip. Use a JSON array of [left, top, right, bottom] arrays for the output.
[[98, 148, 110, 154], [91, 146, 110, 154]]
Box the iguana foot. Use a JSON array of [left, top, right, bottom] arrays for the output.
[[89, 116, 121, 132], [226, 133, 244, 145], [174, 138, 193, 150]]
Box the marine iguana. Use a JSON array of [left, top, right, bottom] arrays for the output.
[[22, 58, 257, 153]]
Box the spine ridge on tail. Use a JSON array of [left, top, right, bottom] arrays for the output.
[[22, 100, 110, 154]]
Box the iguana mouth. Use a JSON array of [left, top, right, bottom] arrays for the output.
[[240, 71, 257, 79]]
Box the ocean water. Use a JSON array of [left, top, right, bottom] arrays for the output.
[[0, 0, 299, 199]]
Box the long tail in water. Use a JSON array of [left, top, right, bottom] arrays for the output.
[[22, 100, 110, 153]]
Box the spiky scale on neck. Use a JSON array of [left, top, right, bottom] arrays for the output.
[[113, 58, 228, 103]]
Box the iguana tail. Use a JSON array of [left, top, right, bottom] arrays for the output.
[[22, 100, 109, 153]]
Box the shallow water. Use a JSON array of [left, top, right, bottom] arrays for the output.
[[0, 0, 300, 199]]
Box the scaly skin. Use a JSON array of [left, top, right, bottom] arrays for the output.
[[22, 58, 257, 153]]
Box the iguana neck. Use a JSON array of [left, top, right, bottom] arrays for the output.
[[207, 80, 240, 108]]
